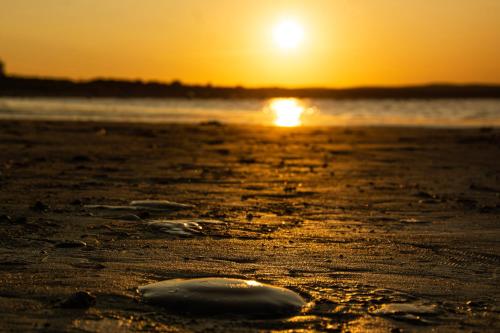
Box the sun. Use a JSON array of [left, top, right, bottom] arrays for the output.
[[273, 19, 304, 50]]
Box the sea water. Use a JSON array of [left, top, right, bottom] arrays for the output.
[[0, 97, 499, 127]]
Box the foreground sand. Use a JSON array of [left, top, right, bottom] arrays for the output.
[[0, 120, 499, 332]]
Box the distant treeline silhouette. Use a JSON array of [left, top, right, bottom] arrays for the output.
[[1, 74, 500, 99]]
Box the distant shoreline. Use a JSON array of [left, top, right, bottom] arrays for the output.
[[1, 75, 500, 99]]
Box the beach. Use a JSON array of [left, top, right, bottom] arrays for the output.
[[0, 120, 499, 332]]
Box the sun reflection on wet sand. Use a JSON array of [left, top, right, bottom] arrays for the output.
[[269, 98, 305, 127]]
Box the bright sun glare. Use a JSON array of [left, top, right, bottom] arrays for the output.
[[273, 19, 304, 50], [270, 98, 305, 127]]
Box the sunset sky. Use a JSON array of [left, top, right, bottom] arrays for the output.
[[1, 0, 499, 87]]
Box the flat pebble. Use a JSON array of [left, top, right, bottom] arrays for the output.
[[114, 214, 143, 221], [32, 201, 49, 212], [147, 219, 223, 236], [59, 291, 96, 309], [372, 302, 439, 315], [139, 277, 305, 317], [56, 240, 87, 248], [85, 200, 194, 213], [0, 215, 12, 223], [129, 200, 194, 210], [147, 220, 202, 236], [84, 205, 137, 211]]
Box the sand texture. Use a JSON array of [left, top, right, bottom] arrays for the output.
[[0, 120, 499, 332]]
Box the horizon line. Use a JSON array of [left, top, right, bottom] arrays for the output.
[[3, 72, 500, 91]]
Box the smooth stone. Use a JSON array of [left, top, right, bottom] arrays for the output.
[[372, 303, 439, 315], [84, 205, 137, 211], [115, 214, 143, 221], [129, 200, 194, 210], [59, 291, 96, 309], [0, 215, 12, 223], [147, 219, 223, 236], [139, 277, 305, 317], [84, 200, 194, 213], [31, 201, 49, 212], [56, 240, 87, 248], [147, 220, 203, 236]]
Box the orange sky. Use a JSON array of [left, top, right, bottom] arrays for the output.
[[1, 0, 499, 87]]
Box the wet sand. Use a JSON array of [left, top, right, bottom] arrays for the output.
[[0, 120, 499, 332]]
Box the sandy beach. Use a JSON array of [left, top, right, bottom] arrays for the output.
[[0, 120, 499, 332]]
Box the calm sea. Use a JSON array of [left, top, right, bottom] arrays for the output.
[[0, 97, 499, 127]]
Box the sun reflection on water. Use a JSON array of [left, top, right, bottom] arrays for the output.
[[269, 98, 305, 127]]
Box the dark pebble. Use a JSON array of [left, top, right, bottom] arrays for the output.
[[415, 191, 434, 199], [239, 157, 257, 164], [72, 262, 106, 270], [71, 155, 91, 162], [0, 215, 12, 223], [13, 216, 28, 224], [56, 240, 87, 248], [466, 300, 486, 308], [215, 149, 230, 156], [59, 291, 96, 309], [137, 211, 151, 219], [31, 201, 49, 212]]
